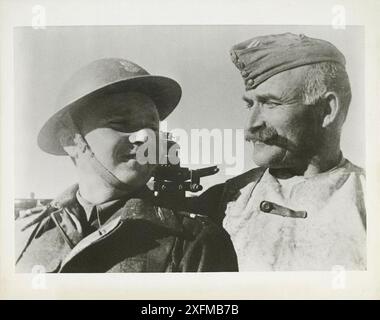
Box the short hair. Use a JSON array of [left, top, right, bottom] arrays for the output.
[[302, 62, 352, 121]]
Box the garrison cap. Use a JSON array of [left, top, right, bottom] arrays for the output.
[[38, 58, 182, 155], [230, 32, 346, 90]]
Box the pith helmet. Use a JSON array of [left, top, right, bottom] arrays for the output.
[[38, 58, 182, 155]]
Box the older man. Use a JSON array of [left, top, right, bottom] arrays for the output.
[[198, 33, 366, 271], [15, 58, 237, 273]]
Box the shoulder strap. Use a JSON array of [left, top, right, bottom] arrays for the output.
[[15, 205, 57, 265]]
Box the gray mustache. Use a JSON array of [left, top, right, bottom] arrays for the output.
[[245, 126, 278, 143]]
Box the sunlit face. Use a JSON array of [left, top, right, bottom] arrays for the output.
[[77, 92, 160, 188], [243, 66, 324, 169]]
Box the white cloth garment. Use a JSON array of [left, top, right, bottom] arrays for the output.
[[223, 158, 366, 271]]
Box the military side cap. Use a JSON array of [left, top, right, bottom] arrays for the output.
[[38, 58, 182, 155], [230, 32, 346, 90]]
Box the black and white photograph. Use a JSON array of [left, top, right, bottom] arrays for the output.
[[1, 0, 379, 301], [13, 25, 366, 273]]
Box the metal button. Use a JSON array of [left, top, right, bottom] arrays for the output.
[[246, 79, 254, 87], [241, 70, 249, 77], [260, 201, 273, 213], [235, 58, 245, 69]]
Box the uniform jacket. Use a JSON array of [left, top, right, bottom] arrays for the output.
[[195, 167, 267, 226], [15, 185, 238, 273], [196, 160, 366, 271]]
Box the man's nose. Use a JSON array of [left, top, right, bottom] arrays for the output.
[[128, 128, 153, 146], [246, 105, 265, 133]]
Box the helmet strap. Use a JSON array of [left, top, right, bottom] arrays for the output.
[[60, 112, 131, 191], [73, 134, 132, 191]]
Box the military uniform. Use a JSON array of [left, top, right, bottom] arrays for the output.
[[193, 33, 367, 271], [16, 184, 238, 272], [197, 158, 366, 271], [16, 58, 239, 273]]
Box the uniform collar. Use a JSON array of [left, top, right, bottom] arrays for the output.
[[54, 184, 182, 234], [270, 156, 348, 184], [76, 190, 120, 222]]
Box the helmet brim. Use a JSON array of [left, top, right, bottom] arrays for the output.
[[38, 75, 181, 155]]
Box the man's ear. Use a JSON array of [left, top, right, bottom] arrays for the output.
[[60, 132, 82, 159], [321, 91, 340, 128]]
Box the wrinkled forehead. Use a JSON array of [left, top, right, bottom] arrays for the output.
[[245, 65, 309, 100]]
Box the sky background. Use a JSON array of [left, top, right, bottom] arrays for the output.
[[14, 25, 365, 199]]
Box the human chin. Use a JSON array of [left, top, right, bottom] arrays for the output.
[[251, 142, 287, 168]]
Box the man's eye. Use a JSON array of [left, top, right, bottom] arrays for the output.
[[265, 101, 281, 108], [244, 101, 254, 109]]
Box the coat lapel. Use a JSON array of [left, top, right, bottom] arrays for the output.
[[58, 198, 182, 272]]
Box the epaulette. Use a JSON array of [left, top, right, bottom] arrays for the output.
[[16, 203, 62, 264], [16, 184, 80, 265]]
